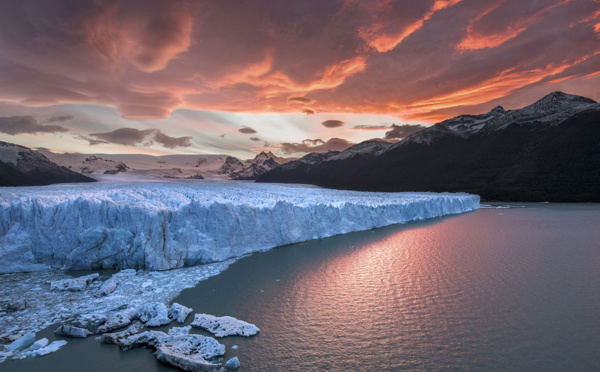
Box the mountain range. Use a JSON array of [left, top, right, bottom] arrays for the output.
[[258, 92, 600, 202], [1, 143, 292, 186], [0, 142, 95, 186]]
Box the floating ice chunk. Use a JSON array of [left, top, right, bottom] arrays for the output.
[[231, 345, 238, 349], [138, 303, 171, 327], [155, 345, 222, 372], [29, 338, 49, 350], [225, 356, 240, 370], [98, 275, 119, 296], [0, 350, 12, 363], [97, 307, 138, 333], [118, 331, 162, 351], [35, 340, 67, 356], [168, 326, 191, 336], [5, 333, 35, 351], [168, 303, 192, 323], [116, 330, 225, 371], [102, 324, 140, 344], [50, 273, 99, 291], [191, 314, 259, 337], [55, 325, 91, 338]]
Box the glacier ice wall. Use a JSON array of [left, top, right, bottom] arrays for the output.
[[0, 181, 479, 272]]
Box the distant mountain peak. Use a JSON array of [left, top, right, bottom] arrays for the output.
[[0, 141, 95, 186], [396, 92, 600, 147], [530, 91, 597, 108]]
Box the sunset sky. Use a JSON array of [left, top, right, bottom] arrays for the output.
[[0, 0, 598, 158]]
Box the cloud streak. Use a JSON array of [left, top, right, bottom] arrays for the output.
[[0, 0, 597, 124], [352, 124, 391, 131], [384, 124, 426, 139], [280, 138, 354, 154], [47, 115, 74, 123], [89, 128, 192, 148], [0, 116, 69, 135]]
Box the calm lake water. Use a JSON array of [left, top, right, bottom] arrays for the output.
[[5, 203, 600, 371]]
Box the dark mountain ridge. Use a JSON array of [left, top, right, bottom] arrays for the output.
[[258, 92, 600, 202], [0, 141, 96, 186]]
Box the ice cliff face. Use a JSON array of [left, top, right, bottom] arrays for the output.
[[0, 182, 479, 272]]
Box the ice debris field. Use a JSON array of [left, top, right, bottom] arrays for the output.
[[0, 181, 479, 273], [0, 181, 479, 369], [1, 265, 256, 370]]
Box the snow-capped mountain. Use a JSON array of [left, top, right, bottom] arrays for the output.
[[258, 92, 600, 202], [328, 140, 394, 161], [40, 150, 293, 181], [0, 142, 95, 186], [398, 92, 599, 146], [225, 151, 293, 180]]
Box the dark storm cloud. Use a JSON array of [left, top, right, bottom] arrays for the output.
[[0, 115, 68, 135], [89, 128, 192, 148], [280, 138, 354, 154], [302, 108, 315, 115], [238, 126, 258, 134], [384, 124, 426, 139], [250, 137, 261, 142], [321, 120, 344, 128]]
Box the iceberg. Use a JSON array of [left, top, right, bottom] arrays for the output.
[[191, 313, 259, 337], [5, 333, 36, 351], [0, 181, 479, 272], [55, 324, 90, 338], [169, 303, 193, 323], [225, 356, 240, 370], [116, 330, 225, 371]]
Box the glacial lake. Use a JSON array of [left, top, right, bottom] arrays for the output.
[[4, 203, 600, 371]]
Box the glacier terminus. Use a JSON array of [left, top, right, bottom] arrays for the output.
[[0, 181, 479, 273]]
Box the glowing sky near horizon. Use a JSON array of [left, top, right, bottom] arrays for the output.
[[0, 0, 598, 158]]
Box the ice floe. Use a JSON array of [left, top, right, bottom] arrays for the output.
[[225, 356, 240, 370], [169, 303, 193, 324], [116, 331, 226, 371], [97, 275, 119, 296], [191, 314, 260, 338], [55, 325, 90, 338], [5, 333, 35, 351], [0, 260, 235, 338], [50, 273, 99, 291]]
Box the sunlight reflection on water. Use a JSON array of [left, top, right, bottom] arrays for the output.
[[4, 204, 600, 372]]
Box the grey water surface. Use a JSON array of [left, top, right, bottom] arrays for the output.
[[5, 203, 600, 371]]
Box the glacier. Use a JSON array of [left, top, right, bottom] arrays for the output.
[[0, 181, 479, 273]]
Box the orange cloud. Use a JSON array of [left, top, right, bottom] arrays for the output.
[[129, 5, 193, 72], [398, 54, 600, 120], [456, 1, 572, 51], [361, 0, 463, 53], [80, 0, 193, 73]]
